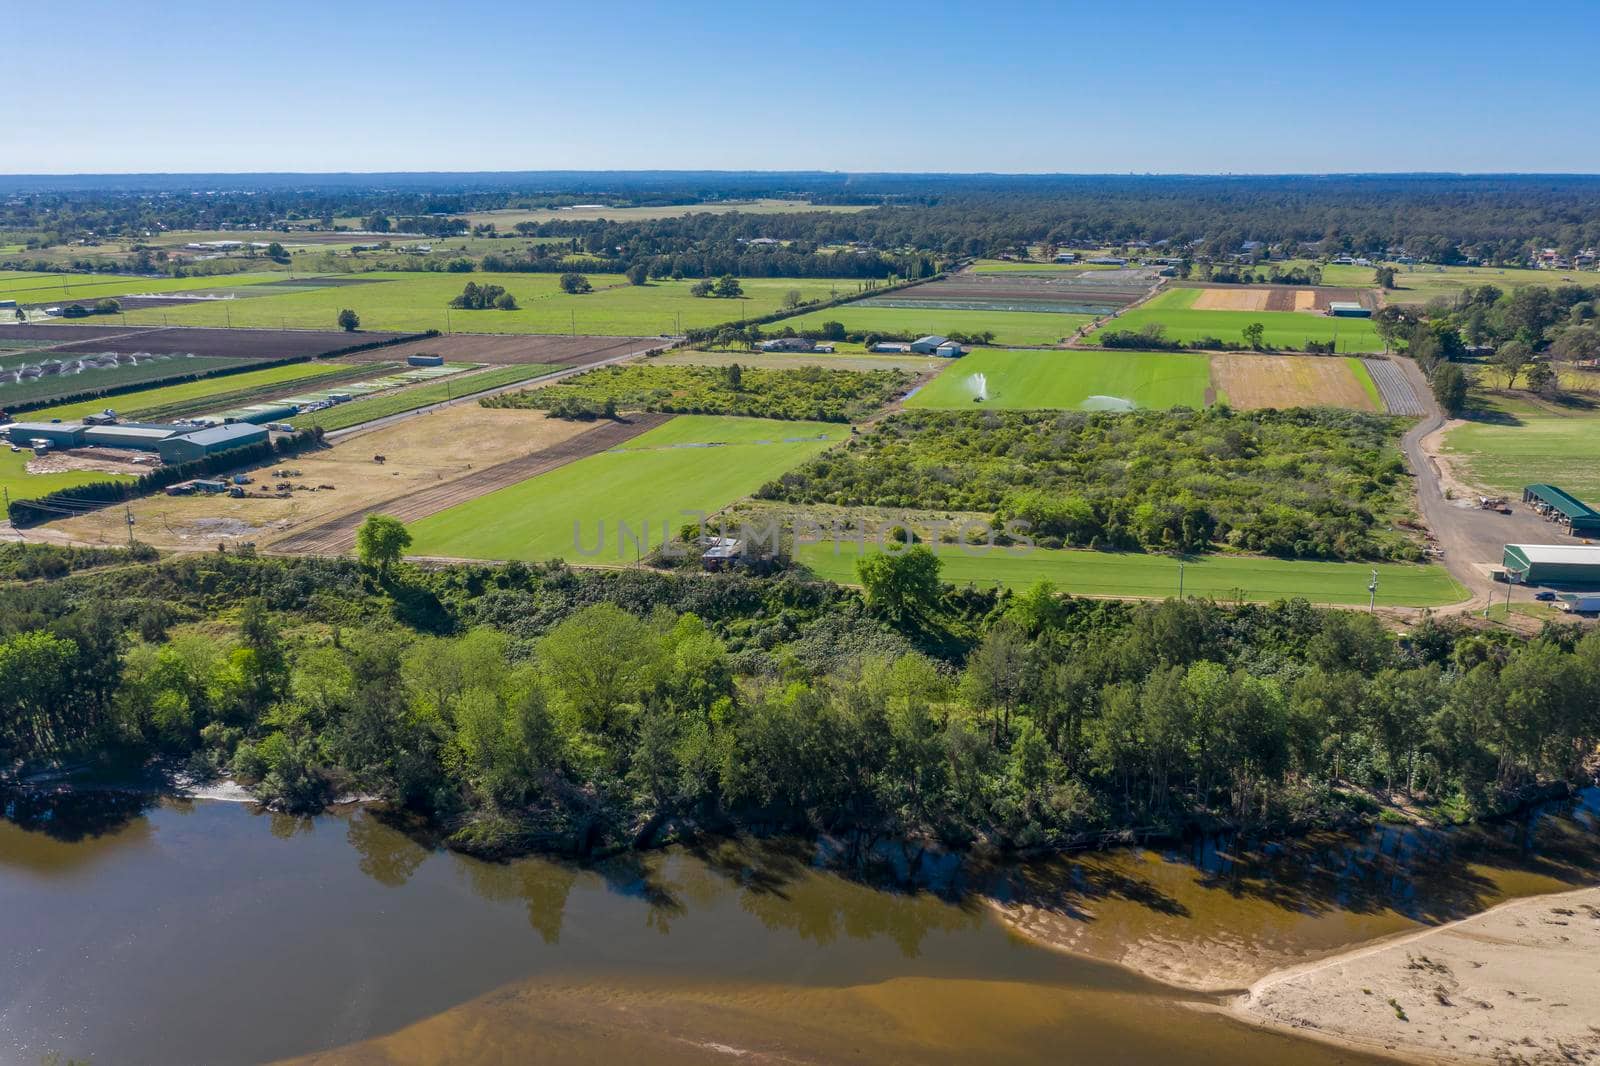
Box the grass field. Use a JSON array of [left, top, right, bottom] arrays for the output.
[[456, 199, 871, 227], [407, 415, 848, 562], [1092, 287, 1385, 353], [906, 348, 1213, 410], [0, 271, 287, 307], [88, 272, 863, 336], [1443, 390, 1600, 500], [290, 364, 561, 432], [796, 542, 1465, 608], [0, 448, 130, 504], [32, 361, 353, 422], [0, 355, 258, 408], [972, 259, 1123, 273], [1380, 263, 1598, 305], [775, 305, 1094, 346]]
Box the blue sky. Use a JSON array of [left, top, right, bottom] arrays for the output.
[[8, 0, 1600, 174]]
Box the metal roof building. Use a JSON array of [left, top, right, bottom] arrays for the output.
[[1502, 543, 1600, 585], [1328, 301, 1372, 317], [910, 335, 949, 354], [157, 423, 269, 466], [5, 421, 87, 447], [1522, 484, 1600, 534], [81, 423, 183, 450]]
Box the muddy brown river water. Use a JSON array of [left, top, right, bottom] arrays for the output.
[[1, 790, 1595, 1066]]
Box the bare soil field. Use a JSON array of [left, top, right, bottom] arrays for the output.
[[1187, 285, 1372, 313], [338, 333, 664, 366], [874, 270, 1158, 313], [0, 323, 157, 345], [1211, 353, 1376, 410], [271, 413, 670, 555], [49, 404, 605, 549], [46, 326, 416, 360], [657, 348, 944, 373]]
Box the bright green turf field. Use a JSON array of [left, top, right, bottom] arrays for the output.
[[0, 448, 130, 504], [1092, 288, 1384, 353], [906, 348, 1213, 410], [1443, 391, 1600, 500], [773, 305, 1092, 346], [796, 542, 1465, 608], [407, 415, 849, 562]]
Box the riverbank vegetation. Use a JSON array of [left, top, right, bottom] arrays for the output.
[[2, 546, 1596, 860], [759, 407, 1419, 560]]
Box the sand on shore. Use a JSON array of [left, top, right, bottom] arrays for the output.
[[1233, 886, 1600, 1065]]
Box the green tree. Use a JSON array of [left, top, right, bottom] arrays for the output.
[[337, 308, 360, 331], [559, 272, 592, 294], [1242, 321, 1266, 350], [355, 514, 411, 575], [713, 274, 743, 298], [856, 545, 943, 625], [1430, 362, 1469, 416], [1491, 340, 1531, 388], [625, 262, 649, 286]]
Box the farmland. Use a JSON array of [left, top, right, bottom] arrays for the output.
[[290, 364, 562, 432], [1380, 263, 1595, 305], [457, 199, 872, 227], [1442, 390, 1600, 500], [795, 542, 1465, 608], [907, 349, 1212, 410], [0, 354, 257, 409], [407, 415, 849, 563], [971, 259, 1124, 273], [905, 348, 1385, 412], [1092, 287, 1385, 353], [84, 272, 864, 336], [32, 360, 354, 422], [0, 448, 129, 507], [0, 270, 288, 308], [775, 305, 1093, 346]]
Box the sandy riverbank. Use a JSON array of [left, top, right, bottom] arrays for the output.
[[1233, 885, 1600, 1065]]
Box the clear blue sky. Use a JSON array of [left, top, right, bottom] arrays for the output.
[[10, 0, 1600, 174]]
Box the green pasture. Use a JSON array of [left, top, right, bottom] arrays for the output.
[[1093, 287, 1384, 353], [91, 272, 861, 336], [0, 448, 130, 505], [407, 415, 848, 563], [2, 271, 286, 307], [0, 355, 255, 409], [292, 364, 561, 432], [775, 305, 1093, 346], [1380, 263, 1596, 305], [1443, 391, 1600, 500], [796, 542, 1465, 608], [972, 259, 1124, 273], [906, 348, 1213, 410]]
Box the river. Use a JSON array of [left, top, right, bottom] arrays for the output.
[[1, 789, 1595, 1066]]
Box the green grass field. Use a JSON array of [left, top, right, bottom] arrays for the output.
[[775, 305, 1093, 346], [971, 259, 1123, 273], [83, 272, 863, 336], [0, 448, 130, 504], [407, 415, 849, 562], [1092, 287, 1385, 353], [290, 364, 561, 432], [0, 355, 258, 408], [1380, 263, 1598, 305], [1443, 391, 1600, 500], [906, 348, 1213, 410], [32, 361, 352, 422], [796, 542, 1465, 608], [0, 271, 286, 307]]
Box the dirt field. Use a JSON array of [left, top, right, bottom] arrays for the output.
[[1186, 285, 1372, 314], [337, 333, 664, 366], [48, 403, 601, 549], [1211, 353, 1376, 410], [46, 326, 415, 359], [271, 413, 670, 554], [0, 322, 157, 345], [1193, 288, 1272, 311], [878, 270, 1158, 312]]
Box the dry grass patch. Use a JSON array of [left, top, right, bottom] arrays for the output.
[[1211, 353, 1376, 411]]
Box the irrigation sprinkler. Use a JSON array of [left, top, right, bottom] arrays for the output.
[[1368, 569, 1379, 612], [1178, 561, 1184, 599]]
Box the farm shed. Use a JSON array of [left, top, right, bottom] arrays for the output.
[[1328, 302, 1371, 318], [157, 423, 269, 465], [221, 403, 298, 426], [82, 423, 183, 450], [1502, 543, 1600, 585], [910, 335, 949, 354], [936, 342, 963, 358], [5, 421, 87, 447], [1522, 484, 1600, 535], [407, 354, 445, 367]]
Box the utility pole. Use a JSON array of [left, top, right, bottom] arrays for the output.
[[125, 505, 135, 547], [1368, 569, 1379, 613], [1178, 561, 1184, 599]]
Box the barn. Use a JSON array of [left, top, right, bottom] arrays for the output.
[[157, 423, 269, 465], [1501, 543, 1600, 585]]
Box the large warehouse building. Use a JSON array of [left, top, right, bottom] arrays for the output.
[[1502, 543, 1600, 585], [157, 423, 268, 465], [1522, 483, 1600, 535]]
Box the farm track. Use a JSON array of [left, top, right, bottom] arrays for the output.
[[269, 413, 670, 555], [1363, 358, 1425, 415]]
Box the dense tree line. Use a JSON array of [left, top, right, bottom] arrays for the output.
[[760, 407, 1417, 560], [2, 548, 1596, 856]]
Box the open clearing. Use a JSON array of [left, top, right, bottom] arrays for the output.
[[339, 332, 661, 366], [52, 404, 600, 549], [1381, 263, 1596, 304], [1443, 390, 1600, 499], [1210, 354, 1378, 411], [0, 448, 129, 509], [1092, 287, 1384, 353], [774, 305, 1092, 346], [907, 349, 1212, 410], [657, 348, 944, 374], [797, 542, 1465, 608], [89, 272, 862, 336], [407, 415, 849, 563], [905, 348, 1386, 412], [971, 259, 1126, 273], [0, 271, 288, 308]]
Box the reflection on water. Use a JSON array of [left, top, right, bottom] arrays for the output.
[[0, 788, 1593, 1066]]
